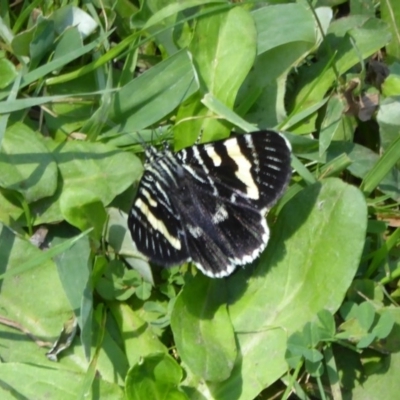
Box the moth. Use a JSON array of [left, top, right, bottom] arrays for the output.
[[128, 130, 291, 278]]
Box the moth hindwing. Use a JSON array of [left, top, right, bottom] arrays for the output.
[[128, 130, 292, 278]]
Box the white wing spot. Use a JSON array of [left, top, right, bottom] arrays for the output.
[[192, 146, 218, 196], [188, 224, 203, 238], [212, 205, 228, 223], [135, 198, 181, 250], [224, 138, 259, 199], [141, 188, 157, 207], [205, 145, 222, 166]]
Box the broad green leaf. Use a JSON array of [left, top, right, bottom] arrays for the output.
[[303, 321, 321, 348], [53, 27, 83, 63], [105, 208, 154, 284], [175, 6, 256, 147], [239, 4, 332, 129], [43, 72, 99, 140], [0, 123, 57, 203], [31, 140, 141, 224], [109, 302, 167, 367], [60, 189, 107, 240], [0, 189, 24, 227], [11, 25, 34, 57], [356, 332, 376, 348], [286, 332, 307, 369], [0, 227, 126, 392], [355, 301, 375, 331], [135, 281, 152, 300], [377, 96, 400, 151], [171, 275, 237, 382], [382, 73, 400, 97], [0, 227, 92, 281], [0, 58, 17, 89], [125, 353, 188, 400], [53, 231, 92, 360], [0, 224, 73, 339], [207, 178, 367, 400], [305, 357, 324, 377], [350, 352, 400, 398], [377, 308, 400, 353], [252, 3, 317, 55], [0, 363, 124, 400], [340, 301, 359, 321], [29, 19, 55, 69], [316, 309, 336, 339], [110, 49, 198, 133], [50, 5, 98, 38], [143, 0, 227, 30], [372, 311, 395, 340]]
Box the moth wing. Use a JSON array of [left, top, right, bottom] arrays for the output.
[[176, 130, 291, 211], [128, 170, 190, 266], [173, 183, 269, 278]]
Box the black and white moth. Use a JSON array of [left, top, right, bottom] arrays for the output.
[[128, 130, 291, 278]]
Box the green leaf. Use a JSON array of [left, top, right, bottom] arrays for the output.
[[50, 5, 98, 38], [356, 302, 375, 331], [327, 141, 400, 202], [377, 96, 400, 151], [319, 96, 346, 157], [31, 140, 141, 224], [242, 3, 330, 129], [0, 225, 92, 281], [253, 3, 317, 55], [340, 301, 359, 321], [29, 19, 55, 69], [302, 321, 321, 348], [380, 0, 400, 62], [303, 348, 323, 363], [143, 0, 226, 30], [286, 332, 307, 369], [125, 353, 188, 400], [212, 178, 367, 400], [382, 64, 400, 97], [0, 58, 17, 89], [305, 358, 324, 377], [53, 230, 92, 360], [359, 133, 400, 197], [175, 6, 256, 147], [109, 303, 167, 367], [105, 208, 153, 284], [0, 363, 124, 400], [372, 311, 395, 340], [171, 275, 237, 382], [0, 224, 73, 338], [136, 281, 152, 301], [290, 15, 391, 132], [349, 352, 400, 398], [316, 309, 336, 340], [0, 123, 57, 203], [60, 188, 107, 240], [357, 332, 376, 348], [110, 49, 198, 132]]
